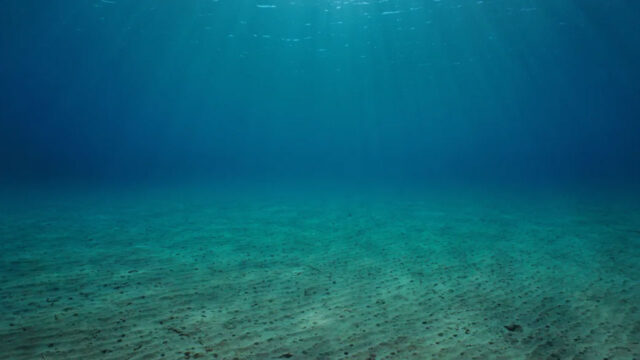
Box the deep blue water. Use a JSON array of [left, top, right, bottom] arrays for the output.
[[1, 0, 639, 188]]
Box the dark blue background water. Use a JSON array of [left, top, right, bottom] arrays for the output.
[[2, 0, 639, 188]]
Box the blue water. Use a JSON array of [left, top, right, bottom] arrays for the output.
[[2, 0, 639, 187], [1, 1, 639, 359]]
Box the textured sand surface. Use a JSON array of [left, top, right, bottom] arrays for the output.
[[1, 189, 639, 359]]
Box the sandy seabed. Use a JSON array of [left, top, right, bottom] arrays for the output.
[[1, 187, 639, 360]]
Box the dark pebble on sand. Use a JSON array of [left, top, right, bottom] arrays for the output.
[[504, 324, 523, 332]]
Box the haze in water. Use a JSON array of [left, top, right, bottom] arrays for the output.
[[1, 1, 639, 359]]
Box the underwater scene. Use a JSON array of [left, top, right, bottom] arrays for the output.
[[1, 1, 639, 359]]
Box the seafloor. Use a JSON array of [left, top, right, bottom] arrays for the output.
[[1, 186, 639, 360]]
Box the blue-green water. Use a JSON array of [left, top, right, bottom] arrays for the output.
[[2, 0, 640, 185], [1, 1, 639, 359]]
